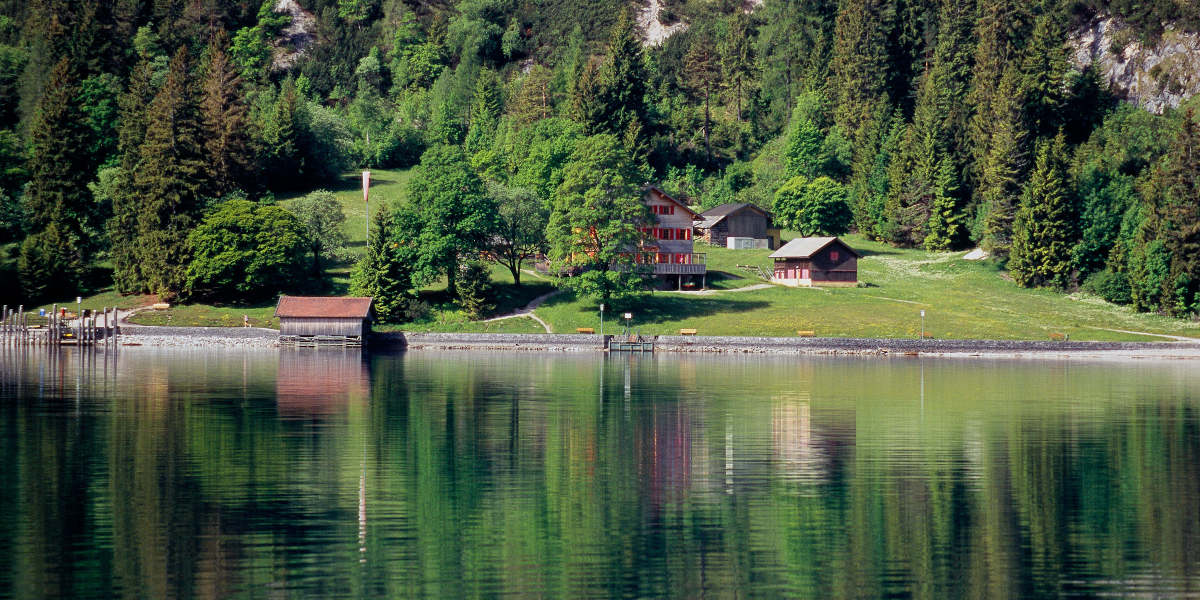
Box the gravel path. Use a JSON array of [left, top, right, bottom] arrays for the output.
[[482, 290, 561, 333]]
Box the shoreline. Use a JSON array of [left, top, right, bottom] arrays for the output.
[[102, 327, 1200, 360]]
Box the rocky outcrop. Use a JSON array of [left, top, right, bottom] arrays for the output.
[[271, 0, 317, 71], [1069, 15, 1200, 113], [637, 0, 688, 47]]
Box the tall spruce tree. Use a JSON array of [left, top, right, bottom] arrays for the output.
[[1020, 12, 1068, 140], [828, 0, 890, 147], [199, 30, 253, 197], [966, 0, 1031, 197], [111, 56, 160, 293], [979, 66, 1029, 260], [1150, 109, 1200, 315], [1008, 134, 1077, 288], [598, 8, 647, 141], [18, 58, 93, 298], [682, 32, 721, 162], [133, 47, 207, 297], [720, 13, 755, 123]]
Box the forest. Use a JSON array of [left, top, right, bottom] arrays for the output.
[[0, 0, 1198, 320]]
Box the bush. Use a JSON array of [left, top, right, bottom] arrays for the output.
[[1082, 269, 1132, 305], [455, 260, 494, 319], [773, 176, 853, 236], [186, 200, 309, 301]]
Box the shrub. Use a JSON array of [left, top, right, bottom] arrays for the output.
[[185, 200, 309, 301], [1082, 269, 1132, 305]]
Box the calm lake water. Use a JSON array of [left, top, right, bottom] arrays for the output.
[[1, 347, 1200, 599]]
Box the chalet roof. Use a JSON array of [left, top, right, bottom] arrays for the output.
[[275, 296, 373, 319], [768, 237, 861, 259], [697, 202, 773, 229], [646, 186, 702, 220]]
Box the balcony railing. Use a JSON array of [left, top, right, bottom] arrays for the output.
[[638, 252, 706, 275]]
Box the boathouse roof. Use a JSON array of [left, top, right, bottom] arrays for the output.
[[274, 296, 373, 319]]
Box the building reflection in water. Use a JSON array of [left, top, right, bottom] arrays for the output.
[[275, 349, 369, 419]]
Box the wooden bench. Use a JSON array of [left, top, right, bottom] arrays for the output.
[[151, 302, 171, 310], [797, 330, 815, 337], [1049, 332, 1069, 341], [679, 328, 697, 336], [576, 327, 595, 334]]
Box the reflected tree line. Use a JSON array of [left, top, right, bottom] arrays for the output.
[[1, 353, 1200, 598]]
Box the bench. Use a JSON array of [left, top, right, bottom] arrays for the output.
[[679, 328, 697, 336], [151, 302, 171, 310], [576, 327, 595, 334], [797, 330, 815, 337], [1049, 332, 1069, 341]]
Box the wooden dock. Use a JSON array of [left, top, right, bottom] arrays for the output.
[[1, 303, 121, 348]]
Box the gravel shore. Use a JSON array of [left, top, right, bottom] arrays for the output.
[[109, 328, 1200, 360]]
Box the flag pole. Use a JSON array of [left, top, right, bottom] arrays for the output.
[[362, 170, 371, 241]]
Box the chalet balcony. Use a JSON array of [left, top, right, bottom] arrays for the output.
[[640, 253, 706, 275]]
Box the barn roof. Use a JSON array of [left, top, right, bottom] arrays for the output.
[[768, 237, 861, 259], [275, 296, 373, 319], [697, 202, 773, 229]]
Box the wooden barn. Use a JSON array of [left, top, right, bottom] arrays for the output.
[[275, 296, 373, 346], [769, 237, 860, 287], [696, 203, 782, 249]]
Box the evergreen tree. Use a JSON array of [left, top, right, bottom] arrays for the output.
[[720, 12, 755, 123], [966, 0, 1031, 193], [259, 78, 302, 189], [828, 0, 890, 147], [1149, 109, 1200, 315], [111, 57, 160, 293], [350, 207, 422, 323], [682, 32, 720, 162], [1008, 134, 1077, 288], [979, 66, 1029, 260], [508, 64, 554, 126], [570, 58, 607, 135], [1020, 12, 1068, 140], [784, 102, 825, 180], [199, 31, 253, 197], [22, 58, 96, 242], [598, 8, 647, 140], [464, 67, 503, 153], [133, 47, 207, 298]]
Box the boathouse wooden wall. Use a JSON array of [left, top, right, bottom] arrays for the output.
[[279, 317, 367, 337]]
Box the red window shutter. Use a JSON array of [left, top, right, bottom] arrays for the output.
[[831, 251, 839, 261]]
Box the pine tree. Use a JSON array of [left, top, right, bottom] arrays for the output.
[[966, 0, 1031, 195], [199, 30, 253, 197], [570, 58, 607, 136], [979, 66, 1029, 260], [682, 33, 720, 162], [924, 155, 963, 251], [1008, 134, 1077, 288], [784, 103, 825, 179], [134, 47, 207, 298], [598, 8, 647, 139], [1150, 109, 1200, 315], [259, 77, 302, 189], [1020, 12, 1068, 139], [829, 0, 890, 147], [22, 58, 96, 241], [720, 13, 755, 122], [111, 56, 160, 293], [508, 64, 554, 126]]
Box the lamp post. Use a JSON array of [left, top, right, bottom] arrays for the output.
[[599, 303, 605, 338], [920, 309, 925, 339]]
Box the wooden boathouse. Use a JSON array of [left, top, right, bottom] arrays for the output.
[[275, 296, 373, 346]]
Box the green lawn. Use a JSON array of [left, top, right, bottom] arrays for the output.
[[29, 171, 1200, 341], [532, 235, 1200, 342], [277, 167, 414, 292]]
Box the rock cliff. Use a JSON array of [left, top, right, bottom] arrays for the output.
[[1069, 15, 1200, 113]]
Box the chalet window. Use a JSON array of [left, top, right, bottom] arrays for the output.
[[831, 251, 839, 261], [678, 228, 690, 240]]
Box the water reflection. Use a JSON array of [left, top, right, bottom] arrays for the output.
[[1, 349, 1200, 598]]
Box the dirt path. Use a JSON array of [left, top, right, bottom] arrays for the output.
[[668, 283, 775, 295], [483, 290, 562, 333], [1086, 326, 1200, 342]]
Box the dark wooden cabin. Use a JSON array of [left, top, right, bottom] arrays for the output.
[[696, 203, 782, 249], [769, 237, 860, 287], [275, 296, 373, 345]]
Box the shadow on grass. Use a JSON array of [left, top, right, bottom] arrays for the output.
[[545, 291, 769, 325]]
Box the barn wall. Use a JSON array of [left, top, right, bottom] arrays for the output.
[[280, 317, 366, 337]]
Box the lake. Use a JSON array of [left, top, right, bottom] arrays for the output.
[[1, 346, 1199, 598]]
